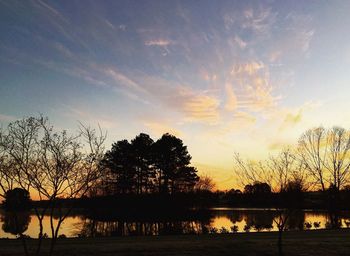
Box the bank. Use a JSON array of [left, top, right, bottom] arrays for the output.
[[1, 229, 350, 256]]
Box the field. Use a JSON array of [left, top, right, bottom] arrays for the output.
[[1, 229, 350, 256]]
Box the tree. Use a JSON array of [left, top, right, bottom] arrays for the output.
[[233, 152, 272, 188], [324, 127, 350, 191], [101, 139, 136, 194], [100, 133, 198, 195], [173, 166, 199, 192], [195, 175, 216, 192], [0, 116, 106, 256], [0, 117, 42, 199], [234, 148, 306, 256], [3, 188, 31, 211], [298, 126, 350, 222], [153, 133, 194, 194], [244, 182, 271, 194], [298, 127, 327, 191], [131, 133, 155, 194]]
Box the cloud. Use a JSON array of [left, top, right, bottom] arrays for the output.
[[200, 111, 256, 138], [275, 12, 315, 57], [277, 101, 321, 131], [283, 110, 302, 125], [299, 30, 314, 53], [224, 6, 276, 35], [105, 68, 146, 93], [145, 39, 173, 47], [172, 86, 220, 124], [52, 42, 73, 58], [230, 61, 264, 76], [225, 82, 238, 111], [234, 35, 247, 49], [103, 19, 114, 29], [120, 74, 221, 124], [228, 61, 279, 112]]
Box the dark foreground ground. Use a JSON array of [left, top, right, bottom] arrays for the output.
[[1, 229, 350, 256]]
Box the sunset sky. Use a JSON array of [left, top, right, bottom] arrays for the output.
[[1, 1, 350, 189]]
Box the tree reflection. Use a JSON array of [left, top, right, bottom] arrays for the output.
[[285, 210, 305, 230], [75, 218, 212, 237], [1, 211, 31, 236], [244, 211, 274, 231]]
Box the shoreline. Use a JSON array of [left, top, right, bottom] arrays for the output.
[[1, 229, 350, 255]]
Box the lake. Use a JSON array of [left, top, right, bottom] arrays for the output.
[[1, 208, 350, 238]]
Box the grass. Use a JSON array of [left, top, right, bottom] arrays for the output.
[[1, 229, 350, 256]]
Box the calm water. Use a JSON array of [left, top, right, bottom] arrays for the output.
[[1, 208, 350, 238]]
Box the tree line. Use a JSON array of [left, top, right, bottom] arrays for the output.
[[234, 126, 350, 196], [92, 133, 199, 196]]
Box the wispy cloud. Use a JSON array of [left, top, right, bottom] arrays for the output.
[[177, 87, 220, 123], [145, 39, 173, 47], [234, 35, 247, 49], [225, 82, 238, 111], [117, 74, 221, 124], [228, 61, 280, 112], [283, 110, 302, 126], [230, 61, 264, 76], [105, 68, 146, 93]]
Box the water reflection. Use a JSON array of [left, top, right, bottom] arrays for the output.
[[1, 211, 31, 237], [1, 209, 350, 238], [75, 219, 211, 237]]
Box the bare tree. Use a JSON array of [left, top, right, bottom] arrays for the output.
[[195, 174, 216, 192], [298, 127, 328, 191], [324, 127, 350, 191], [298, 126, 350, 193], [233, 148, 307, 256], [0, 116, 106, 256], [233, 152, 272, 188], [0, 117, 42, 198]]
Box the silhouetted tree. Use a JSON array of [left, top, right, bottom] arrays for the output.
[[153, 133, 195, 194], [244, 182, 271, 194], [234, 148, 307, 256], [298, 126, 350, 223], [3, 188, 31, 211], [102, 140, 136, 194], [0, 116, 106, 256], [298, 127, 327, 192], [101, 133, 198, 195], [131, 133, 155, 194], [195, 175, 216, 192], [0, 117, 42, 199], [173, 166, 199, 193]]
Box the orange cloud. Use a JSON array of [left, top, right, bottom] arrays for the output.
[[225, 82, 238, 111], [176, 87, 220, 124], [228, 61, 279, 112]]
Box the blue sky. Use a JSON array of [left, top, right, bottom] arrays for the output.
[[1, 0, 350, 189]]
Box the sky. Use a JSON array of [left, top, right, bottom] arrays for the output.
[[1, 0, 350, 190]]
